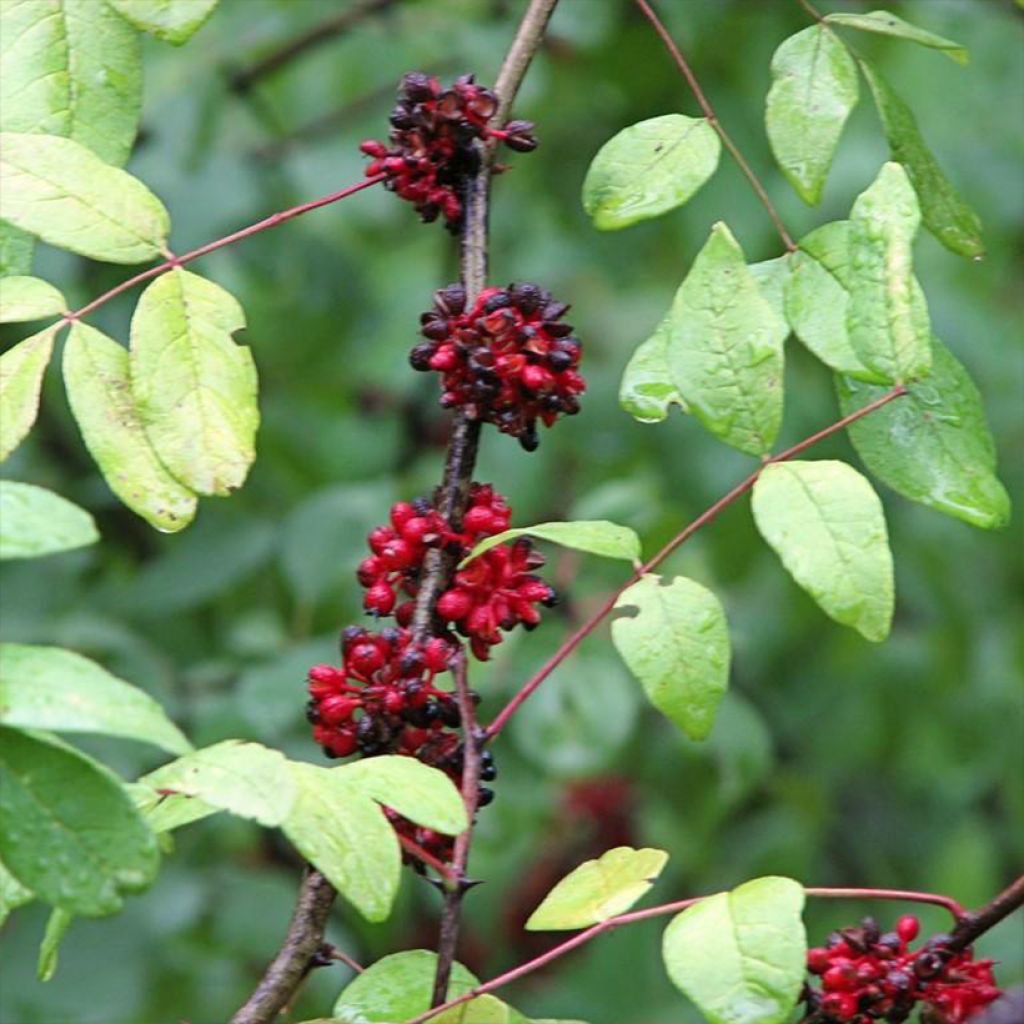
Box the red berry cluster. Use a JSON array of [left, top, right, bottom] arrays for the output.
[[358, 485, 556, 660], [803, 915, 1001, 1024], [410, 283, 585, 450], [360, 72, 536, 229]]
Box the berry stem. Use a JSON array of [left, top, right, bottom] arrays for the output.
[[948, 873, 1024, 952], [423, 0, 561, 1006], [430, 653, 484, 1006], [398, 834, 458, 885], [406, 882, 980, 1024], [62, 174, 386, 327], [633, 0, 798, 252], [485, 384, 908, 741]]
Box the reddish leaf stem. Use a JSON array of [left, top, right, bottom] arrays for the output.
[[405, 882, 982, 1023], [63, 174, 386, 325], [485, 384, 908, 741], [398, 834, 457, 885], [633, 0, 797, 252]]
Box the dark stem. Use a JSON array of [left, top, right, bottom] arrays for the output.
[[633, 0, 797, 252], [948, 874, 1024, 952], [228, 0, 395, 93], [422, 0, 562, 1003], [430, 654, 483, 1006], [230, 868, 336, 1024], [485, 385, 908, 740]]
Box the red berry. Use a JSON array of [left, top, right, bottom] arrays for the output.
[[463, 505, 498, 535], [808, 948, 832, 975], [437, 589, 473, 621], [308, 664, 344, 685], [365, 582, 396, 615], [349, 642, 385, 676], [896, 915, 920, 944]]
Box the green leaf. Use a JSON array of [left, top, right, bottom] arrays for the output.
[[582, 114, 721, 230], [130, 268, 258, 496], [64, 321, 197, 532], [662, 877, 806, 1024], [847, 162, 931, 383], [836, 338, 1010, 529], [859, 60, 984, 259], [37, 906, 73, 981], [337, 756, 467, 836], [0, 643, 192, 754], [461, 520, 641, 568], [282, 763, 400, 923], [0, 133, 169, 263], [0, 481, 98, 560], [0, 324, 57, 460], [619, 317, 689, 424], [611, 574, 730, 741], [0, 726, 159, 916], [0, 0, 142, 167], [765, 25, 859, 205], [785, 222, 882, 380], [0, 221, 34, 276], [0, 275, 65, 322], [751, 461, 894, 642], [139, 740, 295, 827], [108, 0, 219, 44], [0, 856, 33, 925], [526, 846, 669, 931], [747, 255, 791, 325], [333, 950, 480, 1019], [127, 782, 218, 833], [665, 222, 787, 455], [825, 10, 969, 65]]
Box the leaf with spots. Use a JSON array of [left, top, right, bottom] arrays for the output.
[[64, 321, 197, 532]]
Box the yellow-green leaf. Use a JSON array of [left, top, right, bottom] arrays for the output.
[[461, 520, 641, 568], [0, 275, 65, 322], [825, 10, 968, 65], [0, 480, 98, 559], [620, 316, 689, 424], [108, 0, 220, 45], [0, 324, 57, 460]]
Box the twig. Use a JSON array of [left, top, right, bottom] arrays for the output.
[[634, 0, 797, 252], [407, 882, 976, 1023], [228, 0, 396, 94], [430, 653, 483, 1005], [485, 385, 908, 740], [948, 874, 1024, 952], [62, 174, 385, 326], [230, 868, 336, 1024]]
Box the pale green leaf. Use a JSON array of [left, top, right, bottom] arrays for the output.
[[333, 950, 480, 1019], [127, 782, 218, 833], [0, 0, 142, 166], [847, 162, 931, 383], [64, 321, 197, 532], [859, 60, 984, 259], [0, 643, 192, 754], [139, 740, 295, 827], [461, 520, 641, 568], [0, 324, 57, 460], [747, 255, 791, 325], [665, 222, 787, 455], [130, 268, 257, 495], [282, 762, 400, 923], [337, 756, 467, 836], [582, 114, 721, 230], [611, 574, 730, 741], [619, 316, 688, 424], [0, 133, 169, 263], [0, 221, 34, 276], [0, 275, 64, 322], [785, 222, 882, 380], [0, 726, 159, 916], [37, 906, 73, 981], [526, 846, 669, 931], [108, 0, 219, 44], [751, 460, 894, 642], [836, 338, 1010, 529], [765, 25, 859, 205], [0, 856, 33, 925], [663, 877, 806, 1024], [0, 480, 98, 559], [826, 10, 969, 65]]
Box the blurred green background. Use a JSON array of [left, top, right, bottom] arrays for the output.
[[1, 0, 1021, 1021]]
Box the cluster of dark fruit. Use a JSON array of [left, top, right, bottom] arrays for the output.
[[360, 72, 536, 229], [358, 485, 556, 661], [410, 283, 585, 450], [803, 915, 1001, 1024]]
